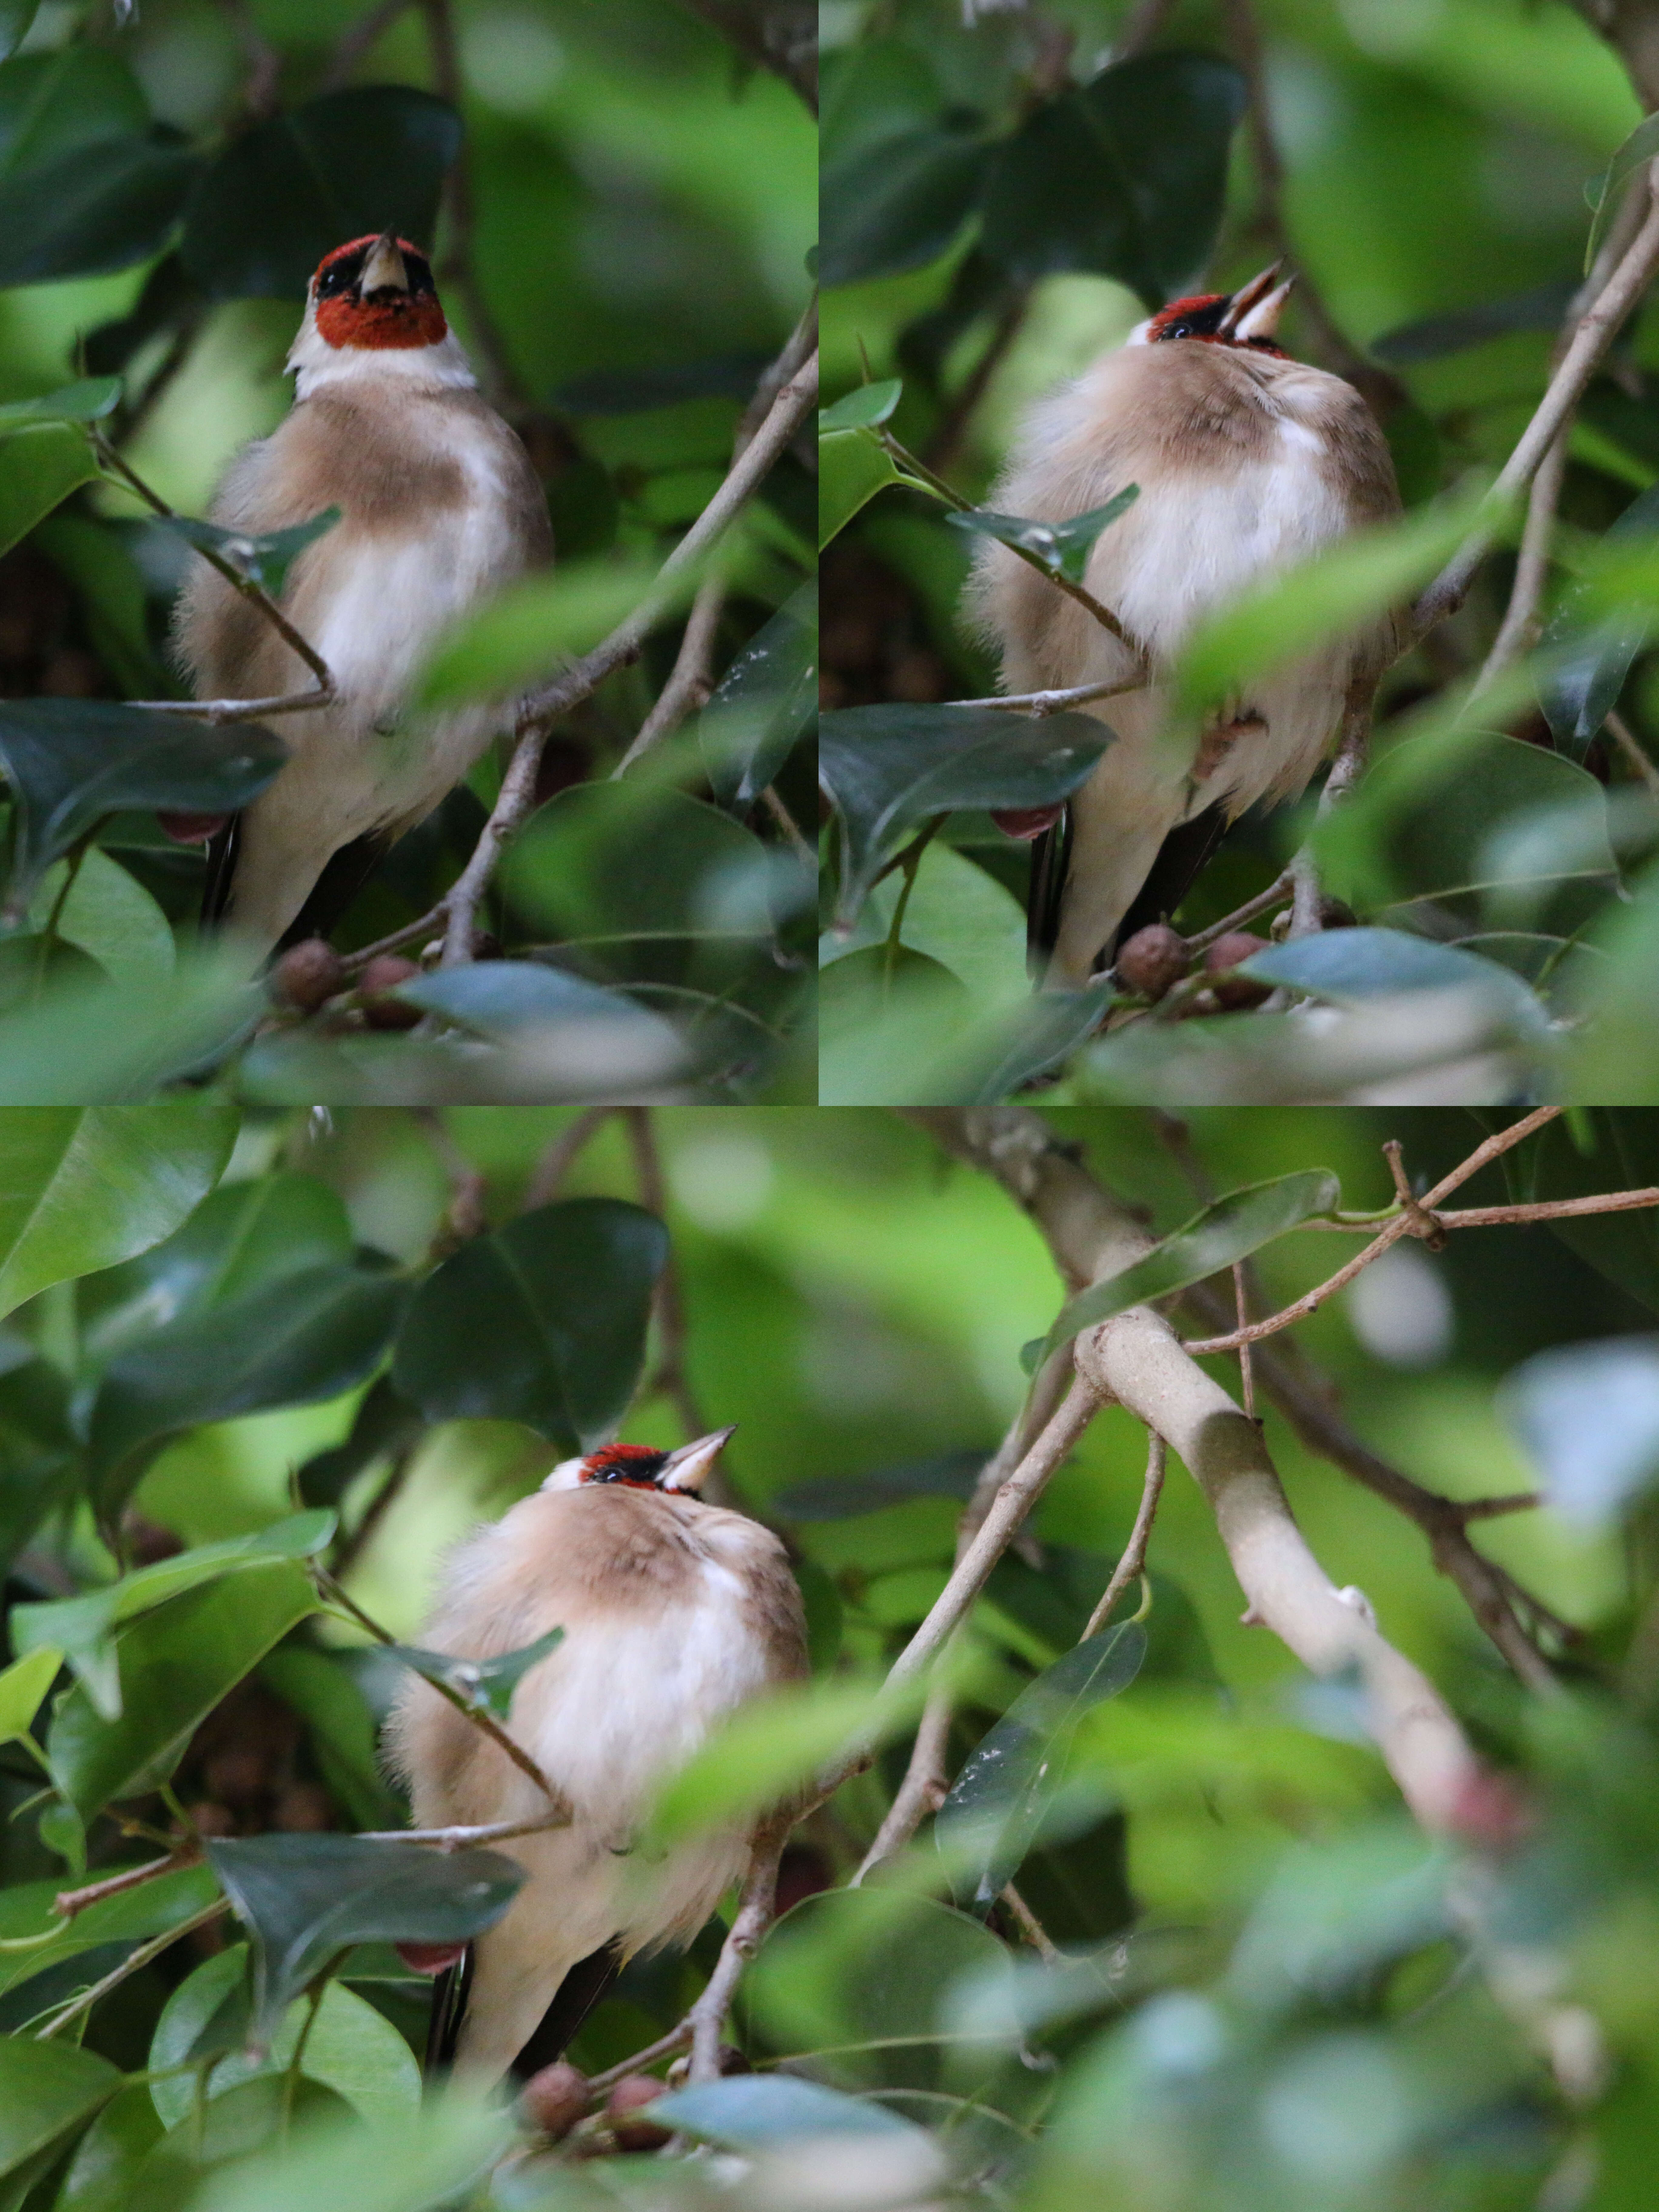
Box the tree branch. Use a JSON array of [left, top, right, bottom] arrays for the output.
[[1081, 1429, 1165, 1639], [438, 348, 818, 965], [686, 1818, 789, 2082]]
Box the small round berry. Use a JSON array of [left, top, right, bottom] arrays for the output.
[[606, 2075, 671, 2150], [271, 939, 347, 1011], [359, 954, 422, 1029], [1115, 923, 1187, 1001], [521, 2060, 590, 2141], [1204, 932, 1272, 1010]]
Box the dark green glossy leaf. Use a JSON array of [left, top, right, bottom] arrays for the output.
[[12, 1512, 335, 1721], [79, 1170, 355, 1372], [0, 137, 200, 288], [0, 5, 38, 65], [180, 88, 461, 301], [393, 963, 685, 1070], [0, 380, 120, 432], [1371, 282, 1574, 364], [773, 1448, 985, 1521], [819, 704, 1109, 924], [0, 48, 146, 174], [0, 425, 98, 561], [0, 2036, 119, 2184], [86, 1264, 410, 1520], [0, 1352, 74, 1575], [391, 1196, 666, 1453], [936, 1623, 1147, 1910], [939, 983, 1116, 1104], [700, 579, 816, 805], [382, 1626, 563, 1723], [819, 380, 903, 431], [947, 487, 1138, 585], [1540, 483, 1659, 756], [205, 1833, 523, 2044], [1499, 1112, 1659, 1318], [0, 699, 287, 909], [295, 1374, 422, 1512], [0, 1100, 237, 1324], [819, 120, 989, 288], [46, 1567, 318, 1819], [51, 2081, 162, 2212], [1027, 1170, 1342, 1372], [160, 508, 341, 597], [980, 54, 1245, 303], [258, 1646, 405, 1831]]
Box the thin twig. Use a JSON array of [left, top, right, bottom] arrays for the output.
[[760, 785, 813, 861], [1412, 165, 1659, 640], [1181, 1108, 1560, 1355], [585, 2023, 693, 2097], [337, 904, 449, 976], [54, 1848, 200, 1922], [524, 1107, 616, 1209], [439, 350, 819, 965], [354, 1811, 573, 1850], [1081, 1432, 1165, 1640], [34, 1900, 231, 2039], [954, 674, 1147, 718], [119, 689, 335, 726], [1232, 1264, 1255, 1416], [926, 282, 1033, 475], [314, 1569, 572, 1815], [852, 1690, 952, 1884], [999, 1882, 1060, 1961], [1606, 709, 1659, 798], [686, 1820, 788, 2083], [1183, 869, 1295, 953]]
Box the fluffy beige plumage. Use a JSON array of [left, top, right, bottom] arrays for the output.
[[383, 1431, 807, 2084], [969, 269, 1400, 989], [175, 232, 550, 950]]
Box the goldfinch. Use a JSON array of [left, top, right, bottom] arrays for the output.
[[969, 265, 1400, 989], [175, 231, 551, 950]]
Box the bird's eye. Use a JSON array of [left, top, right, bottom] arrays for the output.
[[1162, 322, 1190, 340]]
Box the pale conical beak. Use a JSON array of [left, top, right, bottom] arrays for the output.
[[658, 1425, 737, 1493], [359, 233, 409, 295], [1220, 261, 1295, 344]]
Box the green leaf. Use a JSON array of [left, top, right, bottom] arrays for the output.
[[0, 1863, 220, 2000], [773, 1449, 985, 1522], [1238, 929, 1550, 1035], [205, 1834, 524, 2045], [829, 838, 1029, 1008], [149, 1947, 419, 2129], [699, 578, 816, 805], [935, 1623, 1148, 1910], [0, 139, 200, 287], [819, 704, 1109, 925], [1496, 1111, 1659, 1318], [12, 1512, 335, 1722], [0, 1100, 236, 1324], [170, 2095, 509, 2212], [179, 87, 461, 302], [258, 1646, 405, 1831], [819, 380, 903, 431], [980, 54, 1246, 304], [45, 1566, 319, 1819], [947, 487, 1139, 585], [0, 1643, 57, 1748], [391, 1196, 665, 1453], [382, 1626, 564, 1724], [1539, 481, 1659, 755], [742, 1888, 1010, 2095], [819, 120, 989, 287], [0, 2036, 119, 2185], [391, 963, 685, 1079], [1027, 1170, 1343, 1372], [293, 1375, 421, 1512], [52, 2081, 163, 2212], [161, 508, 340, 598], [1174, 483, 1492, 719], [0, 49, 148, 175], [650, 2074, 928, 2148], [502, 780, 776, 945], [0, 380, 121, 434], [0, 698, 287, 910], [819, 426, 906, 548], [0, 425, 98, 561], [26, 850, 176, 995], [86, 1264, 410, 1522], [1584, 111, 1659, 273], [414, 555, 661, 709], [0, 5, 38, 64]]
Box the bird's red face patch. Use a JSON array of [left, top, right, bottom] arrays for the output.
[[311, 233, 447, 352], [1146, 291, 1287, 358], [579, 1444, 670, 1490]]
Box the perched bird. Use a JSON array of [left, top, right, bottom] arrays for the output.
[[968, 265, 1401, 991], [174, 231, 551, 950], [384, 1426, 808, 2085]]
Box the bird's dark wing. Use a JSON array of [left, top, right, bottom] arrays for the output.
[[422, 1938, 625, 2081], [1025, 812, 1073, 980], [276, 832, 396, 951], [200, 817, 242, 927], [1112, 802, 1230, 956], [425, 1945, 474, 2074]]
